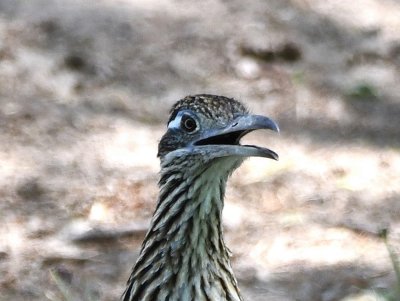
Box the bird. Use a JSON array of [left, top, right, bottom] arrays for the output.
[[122, 94, 279, 301]]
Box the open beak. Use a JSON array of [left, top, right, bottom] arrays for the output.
[[193, 114, 279, 160]]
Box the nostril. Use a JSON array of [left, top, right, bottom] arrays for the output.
[[232, 122, 238, 127]]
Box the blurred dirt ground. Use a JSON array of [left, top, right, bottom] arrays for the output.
[[0, 0, 400, 300]]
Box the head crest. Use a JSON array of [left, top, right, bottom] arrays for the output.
[[169, 94, 248, 123]]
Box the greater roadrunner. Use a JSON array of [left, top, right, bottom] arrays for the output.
[[122, 94, 279, 301]]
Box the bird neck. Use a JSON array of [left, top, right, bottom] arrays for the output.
[[122, 156, 243, 301]]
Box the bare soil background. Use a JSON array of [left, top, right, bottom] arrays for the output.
[[0, 0, 400, 300]]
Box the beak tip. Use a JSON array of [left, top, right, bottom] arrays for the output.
[[272, 121, 280, 133]]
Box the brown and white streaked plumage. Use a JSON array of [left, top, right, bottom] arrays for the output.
[[122, 94, 279, 301]]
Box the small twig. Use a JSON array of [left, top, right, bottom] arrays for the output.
[[49, 269, 76, 301], [380, 229, 400, 299], [69, 222, 149, 243]]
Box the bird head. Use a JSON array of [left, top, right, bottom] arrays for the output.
[[158, 94, 279, 166]]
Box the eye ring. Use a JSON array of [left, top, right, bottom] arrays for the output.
[[181, 114, 198, 133]]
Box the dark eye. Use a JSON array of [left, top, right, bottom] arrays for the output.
[[181, 114, 197, 133]]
